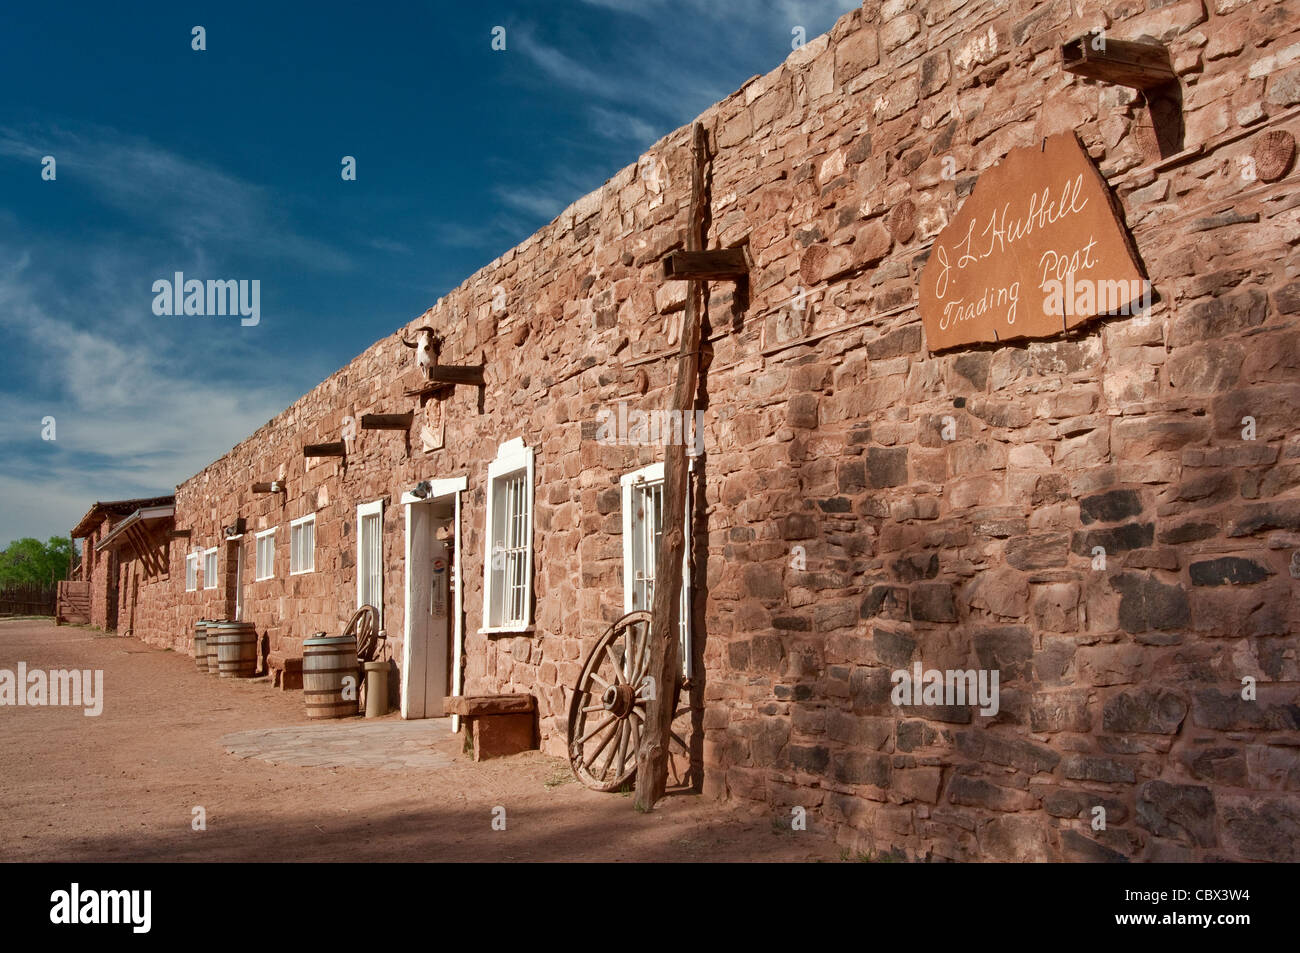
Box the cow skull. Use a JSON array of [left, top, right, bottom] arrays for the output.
[[400, 326, 442, 380]]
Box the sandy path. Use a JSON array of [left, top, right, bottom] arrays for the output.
[[0, 619, 839, 862]]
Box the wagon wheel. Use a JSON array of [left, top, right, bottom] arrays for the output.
[[347, 605, 381, 662], [567, 610, 692, 792]]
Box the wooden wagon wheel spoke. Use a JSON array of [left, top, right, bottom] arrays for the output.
[[631, 621, 653, 685], [600, 720, 629, 781], [584, 716, 621, 770], [603, 643, 626, 684], [576, 714, 616, 747]]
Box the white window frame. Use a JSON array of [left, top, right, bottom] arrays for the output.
[[185, 552, 199, 592], [290, 514, 316, 575], [357, 500, 384, 626], [203, 547, 218, 590], [620, 461, 694, 677], [255, 527, 276, 581], [481, 438, 534, 633]]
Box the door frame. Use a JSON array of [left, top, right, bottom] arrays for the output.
[[401, 476, 466, 725]]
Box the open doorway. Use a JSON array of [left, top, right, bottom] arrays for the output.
[[401, 477, 465, 720], [224, 537, 244, 622], [105, 551, 120, 632]]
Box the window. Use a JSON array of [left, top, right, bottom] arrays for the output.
[[621, 462, 692, 676], [203, 547, 218, 589], [290, 514, 316, 575], [482, 438, 534, 632], [357, 500, 383, 624], [255, 528, 276, 581], [185, 552, 198, 592]]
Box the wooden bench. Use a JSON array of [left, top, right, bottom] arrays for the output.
[[444, 694, 537, 761], [266, 652, 303, 691]]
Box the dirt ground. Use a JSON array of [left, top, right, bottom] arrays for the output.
[[0, 619, 840, 862]]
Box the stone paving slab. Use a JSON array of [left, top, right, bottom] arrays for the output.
[[221, 718, 458, 770]]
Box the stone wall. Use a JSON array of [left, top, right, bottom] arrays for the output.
[[125, 0, 1300, 861]]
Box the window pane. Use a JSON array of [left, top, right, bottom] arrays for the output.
[[489, 470, 529, 628], [360, 513, 380, 609]]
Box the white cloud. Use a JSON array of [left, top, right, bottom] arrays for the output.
[[0, 248, 302, 546], [0, 124, 353, 272], [588, 106, 666, 147]]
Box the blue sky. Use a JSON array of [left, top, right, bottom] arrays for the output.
[[0, 0, 858, 548]]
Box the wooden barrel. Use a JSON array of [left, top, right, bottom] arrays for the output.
[[193, 620, 210, 673], [303, 635, 359, 719], [211, 621, 258, 678], [205, 619, 225, 674]]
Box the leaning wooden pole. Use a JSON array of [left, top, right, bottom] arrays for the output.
[[635, 121, 710, 811]]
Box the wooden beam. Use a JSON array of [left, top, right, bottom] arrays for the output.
[[430, 364, 485, 387], [251, 482, 284, 494], [361, 412, 414, 430], [403, 381, 457, 407], [126, 523, 163, 578], [303, 441, 346, 457], [168, 529, 191, 538], [636, 121, 710, 813], [662, 247, 747, 281], [1061, 35, 1174, 90]]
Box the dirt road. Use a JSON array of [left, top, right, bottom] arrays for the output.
[[0, 619, 839, 862]]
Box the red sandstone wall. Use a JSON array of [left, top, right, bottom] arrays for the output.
[[128, 0, 1300, 861]]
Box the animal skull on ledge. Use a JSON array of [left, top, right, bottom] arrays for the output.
[[400, 326, 443, 380]]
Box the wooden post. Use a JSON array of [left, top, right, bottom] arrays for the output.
[[635, 121, 710, 812]]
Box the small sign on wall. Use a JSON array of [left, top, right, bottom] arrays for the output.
[[919, 132, 1148, 353], [420, 400, 445, 452]]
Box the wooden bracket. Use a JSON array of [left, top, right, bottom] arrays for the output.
[[662, 247, 748, 281], [430, 364, 485, 387], [361, 412, 414, 430], [404, 381, 457, 406], [1061, 35, 1175, 90], [303, 441, 346, 458]]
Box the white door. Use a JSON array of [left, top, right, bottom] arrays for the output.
[[402, 504, 452, 718], [233, 542, 244, 621]]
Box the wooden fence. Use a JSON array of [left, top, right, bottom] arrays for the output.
[[0, 583, 58, 616]]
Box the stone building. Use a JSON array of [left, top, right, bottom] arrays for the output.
[[69, 496, 175, 635], [74, 0, 1300, 861]]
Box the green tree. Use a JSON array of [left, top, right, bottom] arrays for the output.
[[0, 537, 75, 586]]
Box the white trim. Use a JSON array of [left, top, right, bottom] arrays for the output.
[[619, 459, 694, 678], [482, 438, 534, 634], [451, 489, 463, 728], [400, 475, 468, 506], [255, 527, 276, 581], [289, 513, 316, 575], [202, 546, 218, 590], [185, 552, 199, 592], [357, 499, 384, 626], [233, 541, 244, 621]]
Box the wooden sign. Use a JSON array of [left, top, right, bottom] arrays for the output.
[[920, 132, 1147, 353]]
